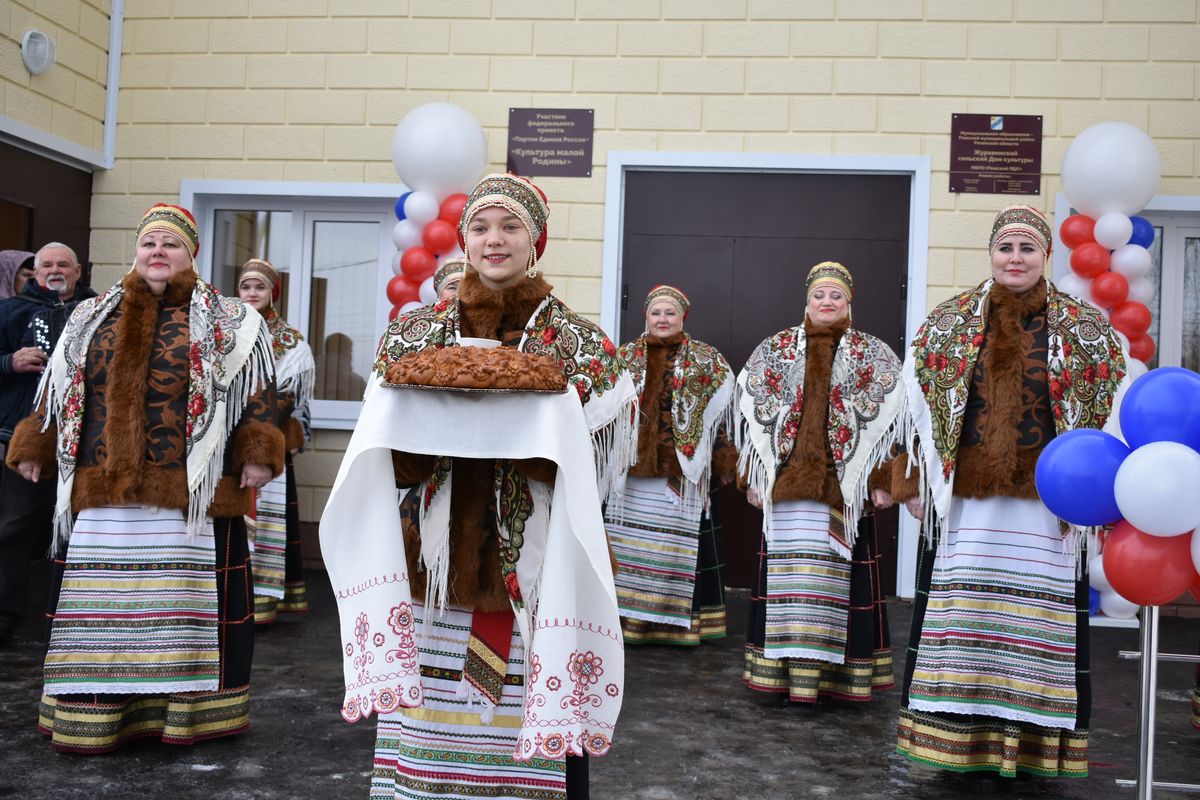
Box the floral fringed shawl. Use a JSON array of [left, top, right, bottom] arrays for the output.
[[735, 324, 906, 558], [36, 275, 274, 549], [901, 278, 1127, 538]]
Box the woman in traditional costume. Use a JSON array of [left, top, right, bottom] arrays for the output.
[[433, 256, 466, 302], [237, 259, 315, 625], [321, 173, 637, 800], [890, 205, 1127, 778], [736, 261, 905, 705], [606, 285, 737, 645], [7, 204, 283, 753]]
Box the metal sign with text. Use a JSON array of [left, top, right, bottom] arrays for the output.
[[506, 108, 594, 178], [949, 113, 1043, 195]]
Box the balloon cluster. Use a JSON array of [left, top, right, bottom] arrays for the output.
[[384, 102, 487, 320], [1055, 122, 1162, 364], [1036, 368, 1200, 618]]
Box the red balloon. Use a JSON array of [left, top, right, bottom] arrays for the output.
[[1090, 271, 1129, 308], [388, 304, 404, 321], [422, 220, 458, 255], [1104, 520, 1196, 605], [1190, 572, 1200, 602], [400, 247, 438, 282], [1110, 301, 1153, 337], [1059, 214, 1096, 249], [438, 193, 469, 225], [1129, 333, 1157, 363], [386, 273, 420, 306], [1070, 242, 1111, 279]]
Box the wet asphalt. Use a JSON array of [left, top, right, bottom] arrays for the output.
[[0, 563, 1197, 800]]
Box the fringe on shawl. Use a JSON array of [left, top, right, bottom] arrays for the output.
[[733, 379, 905, 555], [678, 397, 737, 519], [591, 394, 640, 520], [185, 320, 276, 540]]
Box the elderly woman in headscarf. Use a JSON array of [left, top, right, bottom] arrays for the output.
[[321, 173, 637, 800], [736, 261, 906, 706], [433, 256, 466, 303], [889, 205, 1127, 779], [606, 285, 737, 646], [237, 258, 315, 626], [7, 204, 283, 753]]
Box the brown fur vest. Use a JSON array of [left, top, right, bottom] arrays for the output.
[[772, 318, 847, 508]]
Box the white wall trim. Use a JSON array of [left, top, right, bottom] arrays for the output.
[[600, 150, 932, 598]]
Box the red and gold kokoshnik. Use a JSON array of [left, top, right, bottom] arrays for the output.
[[989, 204, 1053, 257], [136, 203, 200, 259]]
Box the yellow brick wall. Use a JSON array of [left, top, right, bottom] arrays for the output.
[[1, 0, 110, 151], [85, 2, 1200, 518]]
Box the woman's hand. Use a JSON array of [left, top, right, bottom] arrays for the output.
[[718, 472, 735, 487], [871, 488, 894, 510], [240, 463, 272, 489], [746, 486, 764, 509], [17, 460, 41, 483], [904, 496, 925, 520]]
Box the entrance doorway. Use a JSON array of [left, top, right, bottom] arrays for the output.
[[602, 153, 931, 595]]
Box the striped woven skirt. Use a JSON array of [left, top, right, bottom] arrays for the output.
[[370, 603, 567, 800], [619, 488, 727, 647], [896, 495, 1089, 778], [251, 456, 309, 625], [607, 476, 706, 637], [743, 500, 892, 703], [39, 506, 255, 753]]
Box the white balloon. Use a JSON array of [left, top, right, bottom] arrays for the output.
[[1126, 277, 1155, 305], [442, 244, 464, 261], [1055, 270, 1093, 303], [1114, 441, 1200, 536], [419, 276, 437, 305], [391, 102, 488, 197], [398, 300, 424, 314], [1110, 244, 1152, 279], [390, 250, 403, 276], [1099, 590, 1140, 619], [1114, 330, 1131, 353], [1088, 551, 1113, 592], [403, 191, 440, 226], [1093, 212, 1133, 249], [1061, 122, 1162, 217], [391, 220, 422, 251], [1192, 528, 1200, 576], [1126, 357, 1149, 382]]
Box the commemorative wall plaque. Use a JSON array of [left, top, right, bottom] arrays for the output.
[[949, 114, 1043, 195], [506, 108, 594, 178]]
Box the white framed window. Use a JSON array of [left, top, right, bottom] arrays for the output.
[[182, 180, 404, 430]]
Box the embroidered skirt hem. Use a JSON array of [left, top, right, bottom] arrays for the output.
[[742, 646, 894, 702], [896, 708, 1088, 778], [38, 687, 250, 754]]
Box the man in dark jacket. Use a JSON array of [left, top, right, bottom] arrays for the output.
[[0, 242, 94, 642]]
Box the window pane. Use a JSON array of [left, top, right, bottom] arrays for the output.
[[309, 220, 379, 401], [1183, 237, 1200, 373], [212, 210, 293, 318]]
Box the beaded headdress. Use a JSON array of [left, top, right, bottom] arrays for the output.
[[806, 261, 854, 300], [644, 285, 690, 319], [136, 204, 200, 260], [458, 173, 550, 277], [989, 204, 1052, 258], [433, 257, 467, 295]]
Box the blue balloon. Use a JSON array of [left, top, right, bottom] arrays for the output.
[[1035, 429, 1130, 526], [394, 191, 412, 221], [1128, 216, 1155, 249], [1089, 587, 1101, 615], [1119, 367, 1200, 451]]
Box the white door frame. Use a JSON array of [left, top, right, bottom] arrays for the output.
[[600, 151, 932, 598]]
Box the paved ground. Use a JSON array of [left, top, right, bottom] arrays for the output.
[[1, 564, 1197, 799]]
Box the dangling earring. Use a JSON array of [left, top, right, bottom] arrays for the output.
[[526, 251, 539, 279]]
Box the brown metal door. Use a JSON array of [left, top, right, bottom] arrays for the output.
[[619, 169, 910, 593]]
